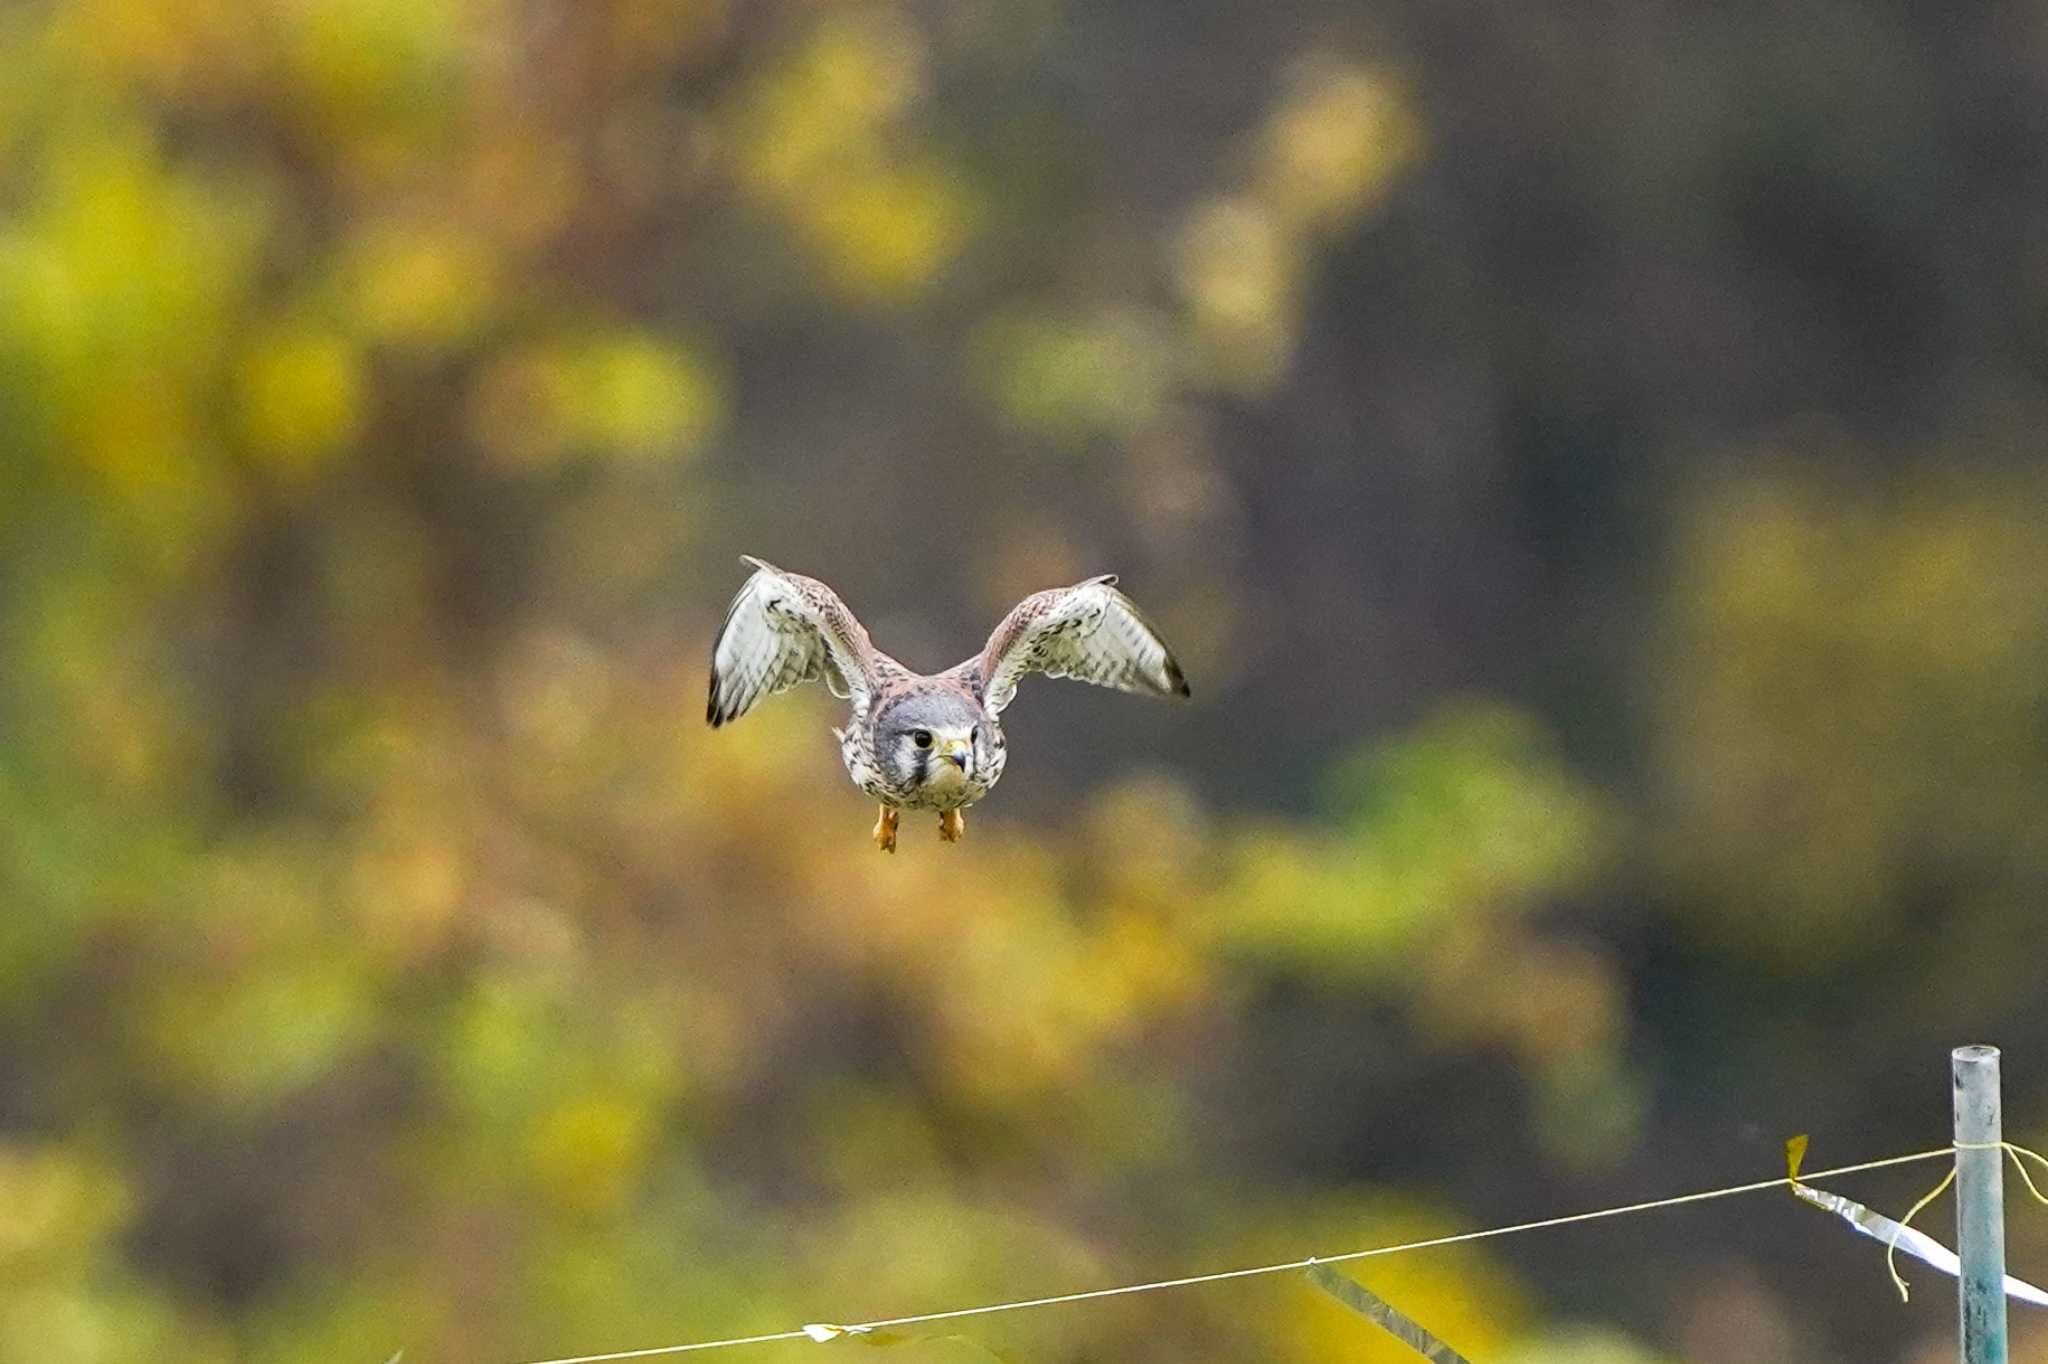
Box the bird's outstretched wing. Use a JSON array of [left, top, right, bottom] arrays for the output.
[[965, 574, 1191, 716], [707, 557, 876, 726]]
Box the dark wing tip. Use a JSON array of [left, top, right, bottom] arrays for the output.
[[1163, 654, 1191, 699], [706, 674, 726, 727]]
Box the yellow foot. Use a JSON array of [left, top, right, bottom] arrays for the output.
[[938, 808, 966, 843], [872, 805, 899, 853]]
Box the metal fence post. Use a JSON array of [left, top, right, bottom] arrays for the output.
[[1954, 1044, 2008, 1364]]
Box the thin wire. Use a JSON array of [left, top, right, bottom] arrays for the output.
[[522, 1332, 815, 1362], [518, 1145, 1956, 1364]]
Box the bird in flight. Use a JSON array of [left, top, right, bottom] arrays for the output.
[[708, 557, 1190, 850]]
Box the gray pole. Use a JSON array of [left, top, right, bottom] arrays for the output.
[[1953, 1044, 2008, 1364]]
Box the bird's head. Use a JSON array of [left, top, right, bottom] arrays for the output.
[[876, 691, 987, 794]]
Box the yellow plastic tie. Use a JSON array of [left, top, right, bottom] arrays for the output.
[[1999, 1141, 2048, 1206], [1786, 1135, 1808, 1182], [1884, 1165, 1956, 1302]]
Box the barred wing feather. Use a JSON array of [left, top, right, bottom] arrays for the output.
[[972, 575, 1190, 716], [707, 557, 875, 726]]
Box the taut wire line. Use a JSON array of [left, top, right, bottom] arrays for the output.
[[516, 1145, 1958, 1364]]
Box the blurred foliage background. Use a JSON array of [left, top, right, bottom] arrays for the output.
[[3, 1, 2047, 1361]]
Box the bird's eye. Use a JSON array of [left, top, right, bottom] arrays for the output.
[[912, 730, 933, 749]]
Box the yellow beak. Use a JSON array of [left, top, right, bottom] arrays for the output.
[[936, 737, 972, 774]]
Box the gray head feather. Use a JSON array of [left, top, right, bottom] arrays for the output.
[[873, 691, 985, 789]]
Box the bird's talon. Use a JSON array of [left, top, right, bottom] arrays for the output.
[[938, 809, 966, 843], [873, 806, 899, 853]]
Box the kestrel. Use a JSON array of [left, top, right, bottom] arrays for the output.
[[707, 557, 1190, 850]]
